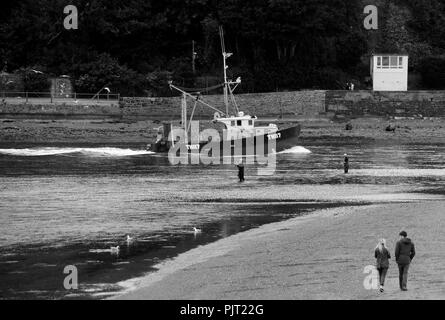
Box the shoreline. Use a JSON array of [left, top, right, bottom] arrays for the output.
[[114, 196, 445, 300], [0, 117, 444, 146]]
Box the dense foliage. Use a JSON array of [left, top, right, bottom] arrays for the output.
[[1, 0, 445, 95]]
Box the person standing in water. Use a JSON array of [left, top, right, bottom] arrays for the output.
[[374, 239, 391, 292], [237, 160, 245, 182], [344, 154, 349, 174], [395, 231, 416, 291]]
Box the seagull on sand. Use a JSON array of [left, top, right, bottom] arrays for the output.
[[110, 246, 120, 255], [126, 235, 134, 245]]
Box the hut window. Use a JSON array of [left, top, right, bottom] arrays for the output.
[[377, 56, 405, 69], [390, 56, 398, 68]]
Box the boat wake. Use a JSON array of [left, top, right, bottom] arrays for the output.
[[0, 147, 154, 157], [277, 146, 312, 154]]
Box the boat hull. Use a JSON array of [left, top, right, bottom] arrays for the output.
[[148, 124, 301, 155]]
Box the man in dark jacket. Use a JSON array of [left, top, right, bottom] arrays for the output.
[[344, 154, 349, 174], [395, 231, 416, 291], [237, 161, 245, 182]]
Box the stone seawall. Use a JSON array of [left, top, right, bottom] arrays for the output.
[[0, 102, 121, 117], [1, 90, 445, 119], [326, 91, 445, 117], [119, 90, 326, 119], [121, 90, 445, 119]]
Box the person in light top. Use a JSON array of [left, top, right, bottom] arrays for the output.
[[374, 238, 391, 292]]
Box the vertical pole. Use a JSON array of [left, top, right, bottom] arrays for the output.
[[223, 86, 229, 116], [182, 93, 188, 143], [223, 54, 229, 116], [220, 26, 229, 116], [26, 91, 28, 103], [192, 40, 196, 74]]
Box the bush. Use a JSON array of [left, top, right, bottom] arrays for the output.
[[146, 70, 173, 97], [309, 67, 350, 90], [418, 56, 445, 89], [73, 53, 147, 96], [14, 67, 50, 92]]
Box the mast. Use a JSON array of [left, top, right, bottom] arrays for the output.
[[219, 26, 231, 116], [219, 26, 241, 116], [192, 40, 196, 74], [181, 93, 188, 142], [167, 27, 241, 125]]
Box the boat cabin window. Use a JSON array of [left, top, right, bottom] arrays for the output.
[[228, 119, 253, 127]]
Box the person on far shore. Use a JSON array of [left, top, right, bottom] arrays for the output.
[[237, 160, 245, 182], [375, 239, 391, 292], [344, 154, 349, 174], [395, 231, 416, 291]]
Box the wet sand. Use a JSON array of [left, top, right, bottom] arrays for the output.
[[115, 200, 445, 300], [0, 117, 444, 145]]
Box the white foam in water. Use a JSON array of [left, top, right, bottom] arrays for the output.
[[277, 146, 312, 154], [0, 147, 154, 157]]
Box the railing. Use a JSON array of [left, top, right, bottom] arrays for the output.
[[0, 92, 120, 105]]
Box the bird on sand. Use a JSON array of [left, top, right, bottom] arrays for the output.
[[126, 235, 134, 245], [110, 246, 120, 254]]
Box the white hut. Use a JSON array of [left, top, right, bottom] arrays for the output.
[[370, 54, 409, 91]]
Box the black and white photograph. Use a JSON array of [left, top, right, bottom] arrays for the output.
[[0, 0, 444, 306]]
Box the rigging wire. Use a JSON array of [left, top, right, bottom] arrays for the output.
[[172, 83, 224, 93]]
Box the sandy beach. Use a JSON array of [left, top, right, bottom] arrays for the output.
[[115, 199, 445, 300]]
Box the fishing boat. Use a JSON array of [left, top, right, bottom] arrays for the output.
[[147, 27, 301, 156]]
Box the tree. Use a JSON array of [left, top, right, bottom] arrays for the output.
[[418, 56, 445, 89]]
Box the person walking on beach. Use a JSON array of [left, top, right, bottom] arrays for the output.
[[374, 239, 391, 292], [237, 160, 245, 182], [395, 231, 416, 291], [344, 154, 349, 174]]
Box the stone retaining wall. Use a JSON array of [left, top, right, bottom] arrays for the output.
[[1, 90, 445, 119]]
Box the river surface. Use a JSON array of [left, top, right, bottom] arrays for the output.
[[0, 140, 444, 299]]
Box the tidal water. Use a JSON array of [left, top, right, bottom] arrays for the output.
[[0, 140, 443, 299]]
